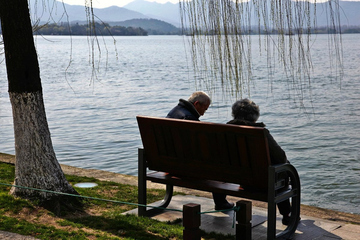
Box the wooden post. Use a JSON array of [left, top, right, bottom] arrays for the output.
[[183, 203, 201, 240], [236, 200, 252, 240]]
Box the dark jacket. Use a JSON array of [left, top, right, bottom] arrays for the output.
[[227, 119, 288, 165], [166, 99, 200, 121]]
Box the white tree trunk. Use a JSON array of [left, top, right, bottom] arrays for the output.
[[9, 91, 77, 200]]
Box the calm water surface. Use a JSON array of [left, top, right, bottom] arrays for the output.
[[0, 35, 359, 215]]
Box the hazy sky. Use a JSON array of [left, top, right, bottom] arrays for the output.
[[61, 0, 179, 8], [61, 0, 359, 9]]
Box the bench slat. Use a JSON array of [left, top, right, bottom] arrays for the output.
[[147, 171, 268, 202]]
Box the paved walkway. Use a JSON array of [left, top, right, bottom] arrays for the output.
[[124, 195, 360, 240]]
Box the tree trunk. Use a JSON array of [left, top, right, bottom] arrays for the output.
[[0, 0, 80, 213], [9, 91, 78, 199]]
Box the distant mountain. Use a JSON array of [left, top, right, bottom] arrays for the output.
[[26, 0, 360, 30], [27, 0, 180, 34], [123, 0, 360, 28], [123, 0, 181, 27], [28, 0, 149, 23], [107, 19, 181, 35]]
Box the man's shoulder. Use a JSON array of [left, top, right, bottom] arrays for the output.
[[166, 105, 185, 118], [166, 99, 199, 121]]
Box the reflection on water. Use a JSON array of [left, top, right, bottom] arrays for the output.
[[0, 35, 359, 214]]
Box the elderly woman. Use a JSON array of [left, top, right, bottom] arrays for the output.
[[227, 99, 292, 225]]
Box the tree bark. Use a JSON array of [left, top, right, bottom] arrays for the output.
[[9, 91, 77, 199], [0, 0, 80, 212]]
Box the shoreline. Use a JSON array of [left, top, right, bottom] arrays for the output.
[[1, 152, 359, 225]]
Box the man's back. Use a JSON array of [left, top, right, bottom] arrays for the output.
[[166, 99, 200, 121]]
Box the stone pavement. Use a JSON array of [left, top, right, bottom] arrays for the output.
[[0, 230, 39, 240], [124, 195, 360, 240]]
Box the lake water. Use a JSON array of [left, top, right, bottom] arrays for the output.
[[0, 35, 359, 215]]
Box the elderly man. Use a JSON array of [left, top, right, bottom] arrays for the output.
[[167, 91, 234, 210]]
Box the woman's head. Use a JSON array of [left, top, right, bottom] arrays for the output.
[[231, 99, 260, 122]]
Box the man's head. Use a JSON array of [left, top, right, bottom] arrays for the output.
[[232, 98, 260, 122], [188, 91, 211, 116]]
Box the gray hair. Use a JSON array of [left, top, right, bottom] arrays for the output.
[[188, 91, 211, 105], [232, 99, 260, 122]]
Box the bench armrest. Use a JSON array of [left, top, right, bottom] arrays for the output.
[[268, 163, 301, 239]]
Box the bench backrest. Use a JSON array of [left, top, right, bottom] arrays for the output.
[[137, 116, 272, 190]]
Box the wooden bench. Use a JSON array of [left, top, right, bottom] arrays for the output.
[[137, 115, 301, 239]]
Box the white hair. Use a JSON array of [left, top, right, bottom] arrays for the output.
[[188, 91, 211, 105]]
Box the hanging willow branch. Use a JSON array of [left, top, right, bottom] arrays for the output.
[[26, 0, 117, 84], [180, 0, 343, 101]]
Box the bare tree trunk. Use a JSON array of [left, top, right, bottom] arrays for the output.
[[9, 91, 77, 200], [0, 0, 81, 213]]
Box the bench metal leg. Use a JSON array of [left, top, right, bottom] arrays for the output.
[[267, 196, 277, 239], [269, 164, 301, 239], [160, 184, 173, 208], [145, 184, 173, 216], [138, 148, 174, 217], [279, 166, 301, 239], [138, 148, 147, 216]]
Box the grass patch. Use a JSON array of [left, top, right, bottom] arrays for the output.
[[0, 162, 232, 239]]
